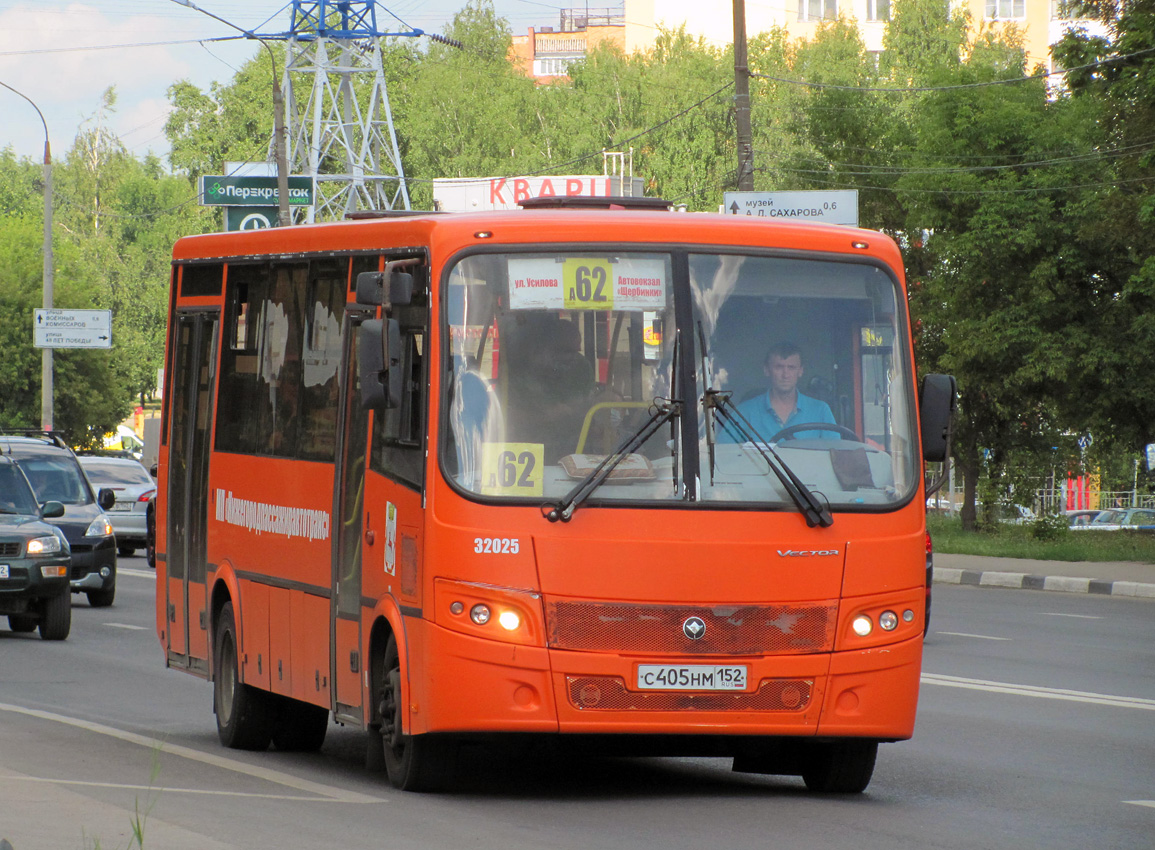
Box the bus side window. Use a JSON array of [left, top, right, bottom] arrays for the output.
[[297, 263, 347, 461]]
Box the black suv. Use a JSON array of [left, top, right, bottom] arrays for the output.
[[0, 432, 118, 607], [0, 456, 73, 639]]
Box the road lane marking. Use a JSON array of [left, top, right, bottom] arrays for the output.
[[1040, 613, 1103, 620], [0, 702, 383, 804], [921, 673, 1155, 711], [935, 631, 1011, 641], [11, 776, 342, 801], [118, 567, 156, 579], [103, 623, 147, 630], [1125, 801, 1155, 809]]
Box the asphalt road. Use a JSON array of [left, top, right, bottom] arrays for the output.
[[0, 559, 1152, 850]]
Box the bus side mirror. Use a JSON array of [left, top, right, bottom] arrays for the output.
[[355, 270, 415, 308], [358, 318, 402, 410], [356, 271, 384, 306], [920, 373, 957, 463]]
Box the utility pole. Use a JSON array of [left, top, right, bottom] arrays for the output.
[[170, 0, 290, 225], [733, 0, 754, 191], [1, 80, 53, 428]]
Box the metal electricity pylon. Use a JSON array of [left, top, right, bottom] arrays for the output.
[[269, 2, 419, 221]]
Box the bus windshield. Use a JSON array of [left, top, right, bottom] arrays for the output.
[[443, 249, 919, 510]]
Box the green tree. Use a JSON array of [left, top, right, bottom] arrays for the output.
[[892, 16, 1110, 527], [1052, 0, 1155, 449]]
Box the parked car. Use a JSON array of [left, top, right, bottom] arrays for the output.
[[78, 455, 155, 558], [1064, 509, 1102, 527], [0, 432, 117, 607], [0, 455, 73, 639], [1072, 507, 1155, 531], [994, 504, 1037, 524]]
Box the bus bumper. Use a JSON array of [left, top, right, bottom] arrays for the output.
[[414, 619, 922, 742]]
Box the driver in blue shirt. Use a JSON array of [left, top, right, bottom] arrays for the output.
[[724, 342, 837, 442]]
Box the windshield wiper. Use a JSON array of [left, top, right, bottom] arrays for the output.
[[543, 331, 684, 522], [698, 341, 833, 529], [542, 397, 682, 522]]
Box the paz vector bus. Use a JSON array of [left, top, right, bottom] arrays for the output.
[[155, 196, 955, 792]]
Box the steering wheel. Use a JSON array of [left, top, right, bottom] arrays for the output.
[[771, 422, 860, 442]]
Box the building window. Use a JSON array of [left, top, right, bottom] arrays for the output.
[[986, 0, 1025, 19], [866, 0, 890, 21], [798, 0, 837, 22], [533, 55, 580, 77]]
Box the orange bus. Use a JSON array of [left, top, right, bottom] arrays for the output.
[[156, 199, 955, 793]]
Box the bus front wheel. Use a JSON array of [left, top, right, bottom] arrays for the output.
[[214, 601, 272, 751], [801, 740, 878, 793], [377, 634, 451, 791]]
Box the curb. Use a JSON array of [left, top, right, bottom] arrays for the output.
[[933, 567, 1155, 599]]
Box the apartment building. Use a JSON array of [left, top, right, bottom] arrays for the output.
[[511, 0, 1109, 81]]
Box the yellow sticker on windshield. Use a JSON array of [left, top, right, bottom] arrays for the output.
[[480, 443, 544, 496], [563, 258, 614, 310]]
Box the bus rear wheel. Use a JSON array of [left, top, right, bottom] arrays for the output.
[[214, 601, 272, 751], [377, 634, 451, 792], [271, 697, 329, 752], [801, 740, 878, 793]]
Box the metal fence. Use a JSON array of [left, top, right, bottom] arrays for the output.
[[1035, 489, 1155, 514]]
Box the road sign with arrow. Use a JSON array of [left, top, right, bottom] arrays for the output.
[[722, 190, 858, 226], [33, 309, 112, 349]]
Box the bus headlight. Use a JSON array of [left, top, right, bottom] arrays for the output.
[[498, 610, 521, 631], [436, 578, 543, 646], [852, 615, 873, 637], [879, 610, 899, 631]]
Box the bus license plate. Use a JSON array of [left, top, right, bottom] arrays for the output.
[[637, 664, 747, 691]]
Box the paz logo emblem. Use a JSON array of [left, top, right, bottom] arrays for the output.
[[683, 616, 706, 640]]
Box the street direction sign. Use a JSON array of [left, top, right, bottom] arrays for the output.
[[723, 190, 859, 226], [33, 309, 112, 349]]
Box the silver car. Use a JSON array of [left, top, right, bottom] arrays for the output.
[[78, 456, 156, 557]]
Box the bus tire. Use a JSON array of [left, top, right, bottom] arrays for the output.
[[271, 697, 329, 752], [801, 740, 877, 793], [38, 591, 71, 641], [214, 601, 272, 751], [379, 634, 452, 791]]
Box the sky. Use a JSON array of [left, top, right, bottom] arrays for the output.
[[0, 0, 568, 163]]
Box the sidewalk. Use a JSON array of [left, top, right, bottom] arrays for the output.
[[934, 553, 1155, 598]]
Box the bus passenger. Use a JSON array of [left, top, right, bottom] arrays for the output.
[[723, 341, 837, 442]]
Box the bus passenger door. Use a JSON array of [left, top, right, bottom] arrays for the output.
[[332, 312, 371, 721], [165, 310, 218, 674]]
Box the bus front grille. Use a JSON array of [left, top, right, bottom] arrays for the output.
[[545, 599, 837, 655], [565, 676, 814, 711]]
